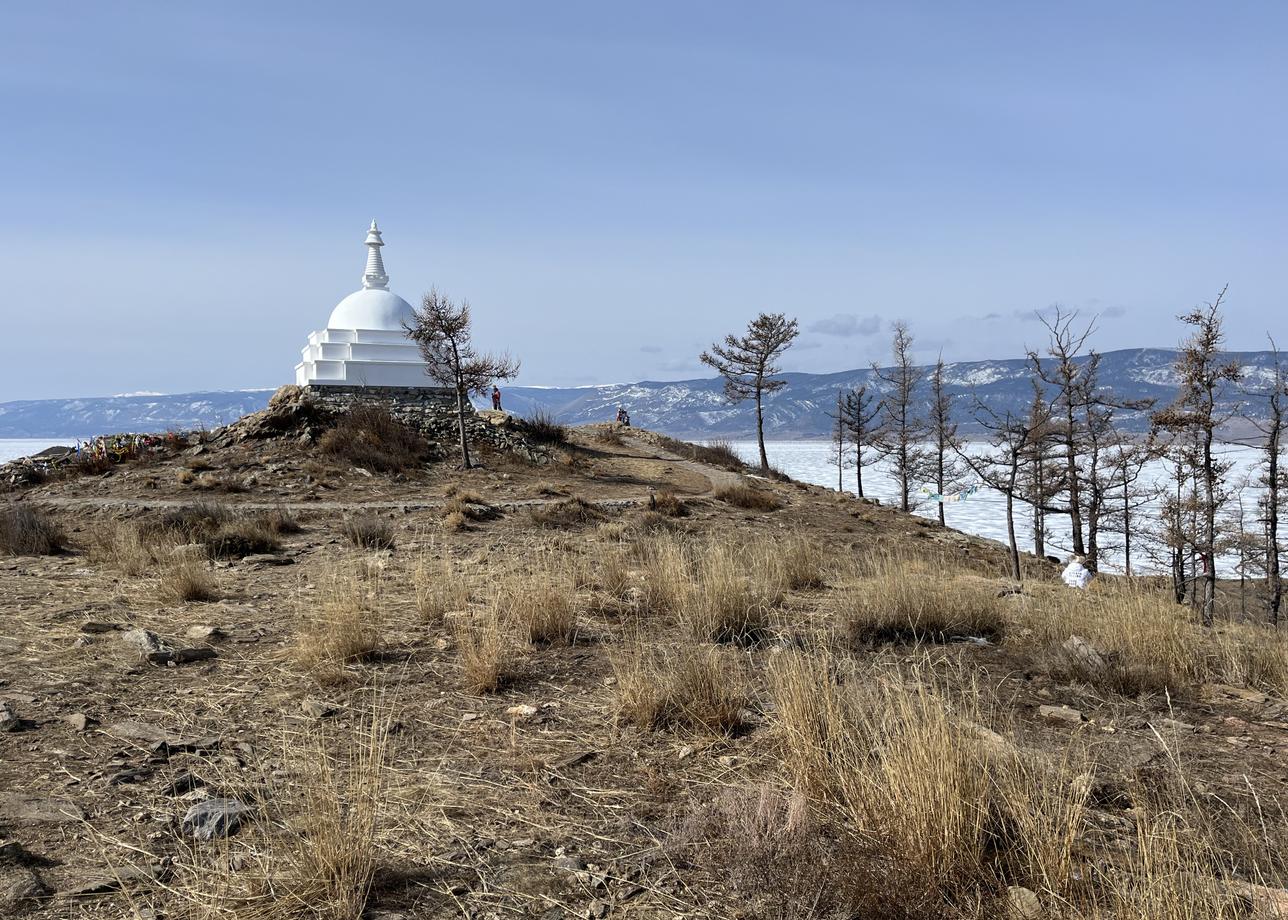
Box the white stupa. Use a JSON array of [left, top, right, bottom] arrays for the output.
[[294, 221, 430, 387]]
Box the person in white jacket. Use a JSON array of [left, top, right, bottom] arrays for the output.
[[1062, 555, 1093, 590]]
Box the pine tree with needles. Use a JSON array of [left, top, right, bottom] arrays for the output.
[[405, 288, 519, 469], [700, 312, 799, 471]]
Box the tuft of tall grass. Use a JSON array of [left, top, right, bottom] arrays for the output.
[[612, 642, 749, 734], [714, 481, 782, 511], [0, 504, 65, 556], [292, 575, 383, 685], [838, 566, 1008, 644], [455, 610, 516, 693], [413, 552, 471, 622], [341, 514, 395, 550]]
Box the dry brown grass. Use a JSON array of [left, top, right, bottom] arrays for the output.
[[292, 575, 383, 685], [443, 492, 492, 522], [413, 552, 471, 622], [528, 495, 604, 528], [319, 404, 428, 473], [613, 641, 749, 734], [496, 577, 579, 646], [681, 539, 779, 644], [166, 711, 389, 920], [838, 566, 1008, 644], [341, 514, 396, 550], [0, 504, 65, 555], [89, 520, 171, 575], [441, 510, 469, 533], [769, 650, 1088, 904], [714, 481, 782, 511], [455, 610, 516, 693], [157, 554, 218, 603], [650, 490, 689, 517], [1020, 581, 1288, 695]]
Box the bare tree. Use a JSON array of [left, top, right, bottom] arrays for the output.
[[840, 384, 882, 499], [701, 312, 799, 471], [959, 400, 1039, 582], [1019, 377, 1062, 559], [873, 322, 929, 513], [829, 390, 849, 492], [1243, 337, 1287, 625], [1101, 433, 1161, 577], [405, 288, 519, 469], [1029, 308, 1095, 558], [927, 355, 965, 526], [1152, 287, 1241, 626]]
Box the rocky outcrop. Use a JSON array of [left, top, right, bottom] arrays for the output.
[[227, 385, 551, 464]]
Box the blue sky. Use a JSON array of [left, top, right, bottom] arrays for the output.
[[1, 1, 1284, 400]]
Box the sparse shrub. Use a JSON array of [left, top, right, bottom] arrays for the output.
[[1023, 582, 1288, 695], [840, 571, 1007, 644], [342, 514, 395, 550], [497, 579, 579, 646], [89, 521, 163, 575], [769, 651, 1088, 903], [656, 435, 746, 471], [682, 540, 778, 644], [194, 471, 246, 492], [158, 555, 217, 603], [204, 517, 281, 559], [613, 642, 749, 734], [528, 496, 604, 529], [523, 409, 568, 445], [175, 468, 196, 485], [443, 492, 493, 522], [455, 611, 515, 693], [319, 405, 428, 473], [414, 554, 471, 622], [262, 505, 302, 535], [650, 490, 689, 517], [594, 426, 626, 446], [441, 510, 469, 533], [182, 455, 214, 472], [714, 481, 782, 511], [766, 532, 827, 591], [0, 505, 65, 555], [293, 575, 383, 685]]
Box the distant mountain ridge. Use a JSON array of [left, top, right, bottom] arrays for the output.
[[1, 348, 1279, 440]]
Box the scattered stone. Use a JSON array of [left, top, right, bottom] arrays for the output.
[[1006, 885, 1042, 919], [182, 798, 251, 841], [299, 699, 338, 719], [587, 899, 611, 918], [677, 744, 695, 760], [185, 625, 226, 641], [120, 629, 169, 655], [62, 712, 92, 732], [79, 621, 120, 634], [0, 704, 23, 733], [553, 856, 586, 872], [240, 554, 294, 566], [107, 720, 173, 744], [0, 793, 84, 824], [1157, 717, 1196, 733], [0, 863, 48, 914], [56, 863, 165, 898], [506, 704, 539, 720], [1061, 635, 1108, 675], [146, 646, 217, 667], [1038, 704, 1085, 726]]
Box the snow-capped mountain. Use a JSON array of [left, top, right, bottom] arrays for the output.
[[0, 348, 1278, 440]]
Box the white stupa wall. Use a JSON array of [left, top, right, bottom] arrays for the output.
[[294, 221, 435, 388]]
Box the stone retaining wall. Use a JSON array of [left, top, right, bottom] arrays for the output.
[[300, 385, 547, 464]]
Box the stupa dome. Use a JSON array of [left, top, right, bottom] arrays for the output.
[[327, 288, 415, 331], [294, 220, 433, 388]]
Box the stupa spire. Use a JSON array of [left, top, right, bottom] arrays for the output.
[[361, 219, 389, 290]]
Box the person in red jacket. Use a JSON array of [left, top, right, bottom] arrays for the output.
[[491, 385, 502, 411]]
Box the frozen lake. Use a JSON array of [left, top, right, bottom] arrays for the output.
[[728, 439, 1267, 575], [0, 439, 71, 464], [2, 436, 1268, 575]]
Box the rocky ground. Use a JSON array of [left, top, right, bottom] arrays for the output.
[[3, 405, 1288, 919]]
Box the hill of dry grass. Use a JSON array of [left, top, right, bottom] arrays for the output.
[[3, 419, 1288, 919]]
